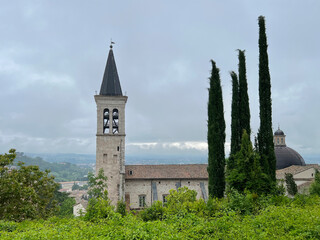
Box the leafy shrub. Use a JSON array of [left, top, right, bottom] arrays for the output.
[[310, 170, 320, 196], [84, 197, 115, 221], [226, 189, 259, 215], [205, 197, 224, 217], [139, 201, 165, 221], [165, 187, 197, 216], [116, 199, 127, 217], [0, 220, 18, 232]]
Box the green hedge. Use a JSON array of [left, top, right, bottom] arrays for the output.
[[1, 202, 320, 239]]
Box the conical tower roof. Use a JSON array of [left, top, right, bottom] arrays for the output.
[[99, 45, 123, 96]]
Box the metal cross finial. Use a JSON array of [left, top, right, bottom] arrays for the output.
[[110, 39, 115, 49]]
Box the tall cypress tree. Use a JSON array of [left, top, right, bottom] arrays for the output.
[[257, 16, 276, 183], [207, 60, 226, 198], [228, 71, 240, 173], [238, 50, 251, 137]]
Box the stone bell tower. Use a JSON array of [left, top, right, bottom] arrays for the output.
[[95, 44, 127, 205]]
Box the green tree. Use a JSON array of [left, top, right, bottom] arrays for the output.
[[85, 168, 114, 221], [72, 182, 80, 191], [285, 173, 298, 196], [87, 169, 108, 200], [59, 197, 76, 217], [227, 131, 270, 194], [309, 170, 320, 196], [207, 60, 226, 198], [257, 16, 276, 184], [53, 188, 76, 217], [238, 50, 251, 137], [228, 71, 240, 174], [0, 149, 59, 221]]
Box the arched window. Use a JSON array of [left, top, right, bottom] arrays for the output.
[[103, 108, 110, 133], [112, 109, 119, 134]]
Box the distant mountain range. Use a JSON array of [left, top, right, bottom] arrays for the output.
[[26, 152, 208, 165], [25, 152, 320, 165]]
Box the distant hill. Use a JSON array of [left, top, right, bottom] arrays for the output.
[[15, 153, 92, 182], [25, 152, 208, 165], [26, 153, 96, 165]]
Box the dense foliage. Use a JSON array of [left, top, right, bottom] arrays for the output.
[[2, 191, 320, 239], [207, 60, 226, 198], [0, 149, 59, 221], [53, 189, 76, 218], [227, 131, 271, 194], [309, 170, 320, 196], [257, 15, 276, 185], [15, 153, 91, 182], [84, 168, 114, 221], [285, 173, 298, 196]]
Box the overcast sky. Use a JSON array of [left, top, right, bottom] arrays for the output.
[[0, 1, 319, 159]]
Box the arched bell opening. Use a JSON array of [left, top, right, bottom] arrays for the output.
[[112, 109, 119, 134], [103, 108, 110, 133]]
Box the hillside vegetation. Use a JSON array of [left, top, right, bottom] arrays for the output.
[[15, 153, 91, 182], [1, 194, 320, 239]]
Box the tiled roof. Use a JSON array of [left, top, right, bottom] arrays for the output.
[[124, 163, 319, 180], [276, 164, 320, 179], [125, 164, 208, 180]]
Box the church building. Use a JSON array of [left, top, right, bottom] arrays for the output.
[[94, 45, 208, 209], [95, 46, 317, 209]]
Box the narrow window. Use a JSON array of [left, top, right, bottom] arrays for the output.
[[112, 109, 119, 134], [277, 138, 279, 144], [103, 154, 107, 163], [129, 170, 133, 176], [103, 108, 110, 133], [162, 194, 168, 206], [281, 138, 284, 144], [117, 146, 120, 151], [139, 195, 146, 208]]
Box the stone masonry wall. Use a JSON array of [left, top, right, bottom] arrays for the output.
[[95, 95, 127, 206], [125, 179, 208, 209]]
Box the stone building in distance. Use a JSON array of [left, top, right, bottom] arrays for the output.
[[95, 46, 317, 209]]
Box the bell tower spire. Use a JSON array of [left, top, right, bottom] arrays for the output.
[[99, 43, 123, 96], [95, 44, 127, 205]]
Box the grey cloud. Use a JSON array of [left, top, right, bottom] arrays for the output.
[[0, 1, 319, 158]]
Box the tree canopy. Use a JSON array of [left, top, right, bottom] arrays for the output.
[[0, 149, 59, 221]]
